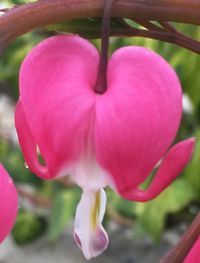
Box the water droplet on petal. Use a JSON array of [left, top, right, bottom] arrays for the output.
[[24, 162, 29, 169], [8, 178, 13, 184]]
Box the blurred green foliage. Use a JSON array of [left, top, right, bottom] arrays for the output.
[[0, 0, 200, 245], [135, 179, 194, 240], [12, 210, 47, 244], [48, 189, 80, 243]]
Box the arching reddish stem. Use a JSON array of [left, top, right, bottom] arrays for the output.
[[94, 0, 114, 94], [161, 212, 200, 263]]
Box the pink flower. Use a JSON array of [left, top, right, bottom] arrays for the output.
[[184, 236, 200, 262], [15, 35, 195, 259], [0, 164, 18, 243]]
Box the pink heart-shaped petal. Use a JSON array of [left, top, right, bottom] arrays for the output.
[[95, 46, 182, 193]]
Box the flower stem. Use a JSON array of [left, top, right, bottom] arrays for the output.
[[17, 187, 51, 208], [160, 212, 200, 263], [1, 1, 200, 56], [94, 0, 115, 94]]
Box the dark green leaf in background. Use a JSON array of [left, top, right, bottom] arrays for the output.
[[183, 129, 200, 201], [12, 211, 47, 245]]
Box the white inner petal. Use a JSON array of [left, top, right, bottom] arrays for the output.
[[74, 189, 109, 260], [72, 108, 113, 192], [99, 189, 106, 223], [72, 154, 113, 191]]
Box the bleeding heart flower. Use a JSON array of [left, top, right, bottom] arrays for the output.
[[0, 164, 18, 243], [15, 35, 195, 259], [184, 236, 200, 263]]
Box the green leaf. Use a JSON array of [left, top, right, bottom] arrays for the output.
[[183, 129, 200, 200], [46, 18, 128, 39], [0, 140, 41, 185], [48, 189, 80, 243], [0, 139, 9, 159], [0, 33, 43, 98], [107, 190, 136, 218], [135, 179, 194, 240], [12, 211, 46, 245], [46, 18, 102, 39]]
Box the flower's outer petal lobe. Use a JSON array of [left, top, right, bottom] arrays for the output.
[[0, 164, 18, 243], [95, 46, 182, 195], [15, 102, 48, 178], [16, 35, 99, 179], [184, 236, 200, 263], [122, 138, 195, 201], [74, 189, 108, 260]]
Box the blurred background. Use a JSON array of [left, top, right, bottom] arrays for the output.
[[0, 0, 200, 262]]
